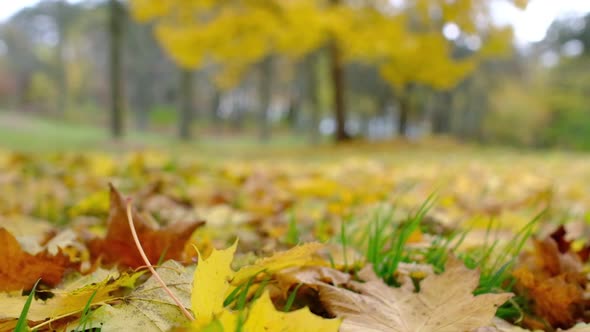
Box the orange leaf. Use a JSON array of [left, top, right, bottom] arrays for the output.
[[0, 228, 71, 291], [88, 184, 203, 268], [514, 234, 587, 330]]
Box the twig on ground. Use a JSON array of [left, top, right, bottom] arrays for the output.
[[126, 198, 195, 321]]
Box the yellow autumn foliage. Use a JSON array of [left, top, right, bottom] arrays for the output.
[[191, 241, 339, 331], [128, 0, 525, 91]]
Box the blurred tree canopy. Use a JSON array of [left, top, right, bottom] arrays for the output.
[[128, 0, 526, 140], [3, 0, 590, 150]]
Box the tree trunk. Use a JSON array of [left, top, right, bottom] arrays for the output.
[[286, 98, 298, 131], [432, 91, 452, 134], [305, 53, 321, 144], [398, 94, 410, 137], [258, 56, 272, 142], [210, 89, 220, 125], [179, 69, 194, 140], [328, 0, 348, 142], [55, 0, 67, 116], [329, 41, 349, 141], [231, 92, 244, 131], [109, 0, 124, 138]]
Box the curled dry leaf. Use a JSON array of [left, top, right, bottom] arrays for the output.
[[513, 233, 587, 330], [550, 224, 590, 262], [275, 265, 351, 298], [0, 227, 72, 291], [319, 257, 512, 332], [88, 184, 204, 268]]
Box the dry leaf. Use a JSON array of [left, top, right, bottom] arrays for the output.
[[319, 257, 512, 332], [87, 260, 194, 332], [473, 317, 535, 331], [560, 325, 590, 332], [88, 184, 203, 268], [275, 265, 351, 294], [550, 225, 590, 262], [513, 235, 587, 329], [0, 270, 143, 330], [0, 227, 72, 291], [0, 217, 55, 254]]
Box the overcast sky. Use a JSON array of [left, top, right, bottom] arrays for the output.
[[1, 0, 589, 44]]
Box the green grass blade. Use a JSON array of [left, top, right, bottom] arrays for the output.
[[77, 288, 99, 331], [283, 283, 304, 312], [15, 279, 41, 332]]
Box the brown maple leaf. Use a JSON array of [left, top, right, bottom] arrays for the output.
[[318, 257, 511, 332], [87, 184, 203, 268], [0, 228, 72, 291], [513, 233, 587, 330]]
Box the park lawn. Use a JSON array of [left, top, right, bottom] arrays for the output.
[[1, 115, 590, 330]]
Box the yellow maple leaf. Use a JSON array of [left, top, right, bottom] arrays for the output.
[[232, 242, 324, 285], [192, 241, 238, 327], [241, 290, 340, 332], [191, 242, 339, 331], [0, 270, 143, 327]]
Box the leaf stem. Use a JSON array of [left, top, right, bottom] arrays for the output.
[[126, 198, 195, 321]]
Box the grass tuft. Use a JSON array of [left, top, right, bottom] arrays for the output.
[[16, 279, 41, 332]]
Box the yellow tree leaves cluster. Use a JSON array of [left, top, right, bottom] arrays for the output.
[[130, 0, 326, 89], [129, 0, 528, 139]]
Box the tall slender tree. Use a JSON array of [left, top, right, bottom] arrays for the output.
[[258, 56, 273, 142], [109, 0, 124, 138], [179, 69, 194, 140], [54, 0, 68, 116]]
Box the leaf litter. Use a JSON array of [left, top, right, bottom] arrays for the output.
[[1, 150, 590, 331]]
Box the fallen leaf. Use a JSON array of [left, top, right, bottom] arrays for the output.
[[0, 269, 143, 330], [0, 217, 55, 254], [275, 265, 351, 295], [473, 317, 535, 331], [550, 224, 590, 262], [190, 242, 339, 332], [559, 324, 590, 332], [232, 242, 324, 285], [0, 228, 71, 291], [319, 257, 512, 332], [513, 268, 584, 330], [88, 184, 203, 268], [88, 260, 194, 332], [241, 290, 341, 332], [192, 241, 237, 327], [513, 235, 586, 329]]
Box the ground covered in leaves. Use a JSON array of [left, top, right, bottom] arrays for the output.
[[1, 146, 590, 331]]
